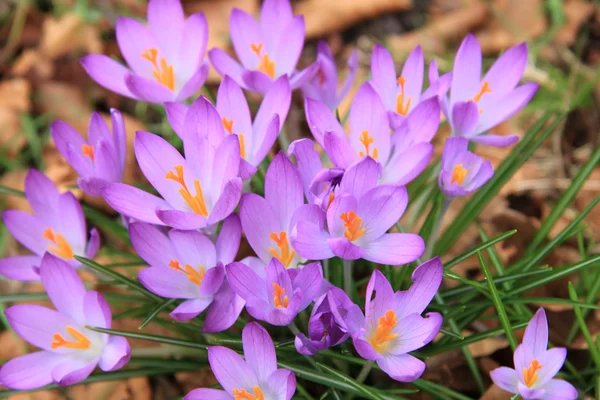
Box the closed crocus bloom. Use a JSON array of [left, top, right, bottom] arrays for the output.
[[0, 254, 130, 389], [292, 157, 425, 265], [438, 137, 493, 197], [302, 41, 358, 111], [131, 215, 244, 332], [305, 82, 437, 186], [294, 287, 352, 356], [0, 170, 100, 281], [81, 0, 209, 103], [491, 308, 577, 399], [370, 44, 451, 129], [331, 258, 443, 382], [51, 110, 126, 197], [444, 34, 538, 147], [209, 0, 319, 94], [102, 99, 242, 231], [226, 259, 323, 326], [184, 322, 296, 400]]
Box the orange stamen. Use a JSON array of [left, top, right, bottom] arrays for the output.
[[396, 76, 412, 116], [43, 228, 74, 259], [232, 386, 264, 400], [369, 310, 399, 352], [51, 326, 91, 350], [165, 165, 208, 216], [472, 81, 492, 103], [250, 43, 264, 56], [340, 211, 366, 242], [82, 144, 95, 161], [141, 47, 175, 91], [250, 42, 276, 79], [327, 192, 335, 209], [272, 283, 289, 309], [450, 164, 468, 185], [523, 359, 542, 388], [269, 231, 296, 267], [222, 117, 234, 134], [358, 130, 378, 160], [169, 260, 205, 286], [222, 118, 247, 158]]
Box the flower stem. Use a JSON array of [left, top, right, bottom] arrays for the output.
[[355, 360, 374, 384], [288, 320, 301, 336], [343, 259, 353, 296], [424, 197, 452, 260]]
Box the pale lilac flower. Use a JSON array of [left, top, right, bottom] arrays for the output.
[[490, 308, 577, 399], [226, 259, 323, 326], [209, 0, 319, 94], [102, 99, 242, 230], [331, 258, 443, 382], [292, 157, 424, 264], [0, 170, 100, 281], [51, 110, 126, 197], [370, 44, 450, 129], [0, 254, 130, 389], [444, 34, 538, 147], [184, 322, 296, 400], [438, 137, 493, 197], [305, 82, 439, 185], [302, 41, 358, 110], [131, 215, 244, 332], [81, 0, 209, 103]]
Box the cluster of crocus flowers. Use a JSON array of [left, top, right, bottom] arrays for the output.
[[0, 169, 99, 281], [0, 255, 130, 389], [490, 308, 577, 399]]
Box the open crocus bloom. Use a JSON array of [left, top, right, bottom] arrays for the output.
[[292, 157, 425, 264], [102, 111, 242, 230], [490, 308, 577, 399], [51, 109, 126, 197], [208, 0, 319, 94], [438, 137, 493, 197], [331, 258, 443, 382], [81, 0, 208, 103], [0, 170, 100, 281], [227, 259, 323, 326], [0, 254, 130, 389], [240, 152, 320, 269], [165, 76, 289, 179], [302, 41, 358, 111], [305, 82, 438, 185], [184, 322, 296, 400], [370, 44, 450, 129], [131, 215, 244, 331], [443, 34, 538, 147]]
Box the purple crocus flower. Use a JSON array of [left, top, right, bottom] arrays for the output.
[[302, 41, 358, 111], [130, 215, 244, 332], [0, 254, 130, 389], [240, 151, 321, 269], [490, 308, 577, 399], [208, 0, 319, 94], [438, 137, 493, 197], [102, 100, 242, 230], [184, 322, 296, 400], [305, 82, 439, 185], [226, 259, 323, 326], [51, 109, 126, 197], [292, 157, 424, 264], [81, 0, 208, 103], [165, 76, 290, 179], [294, 287, 352, 355], [0, 170, 100, 281], [331, 258, 443, 382], [444, 34, 538, 147], [370, 44, 450, 129]]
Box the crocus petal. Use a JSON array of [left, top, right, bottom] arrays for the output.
[[0, 255, 40, 281], [338, 49, 359, 105], [24, 169, 60, 223], [252, 115, 281, 167], [328, 237, 363, 260], [400, 45, 424, 106], [217, 76, 253, 143], [265, 152, 304, 229], [147, 0, 184, 61], [359, 185, 408, 241], [85, 228, 101, 260], [226, 262, 268, 303], [230, 8, 264, 69], [210, 133, 241, 195], [535, 347, 567, 387], [452, 101, 479, 136], [138, 266, 200, 299], [208, 346, 258, 392], [390, 312, 442, 353], [267, 368, 296, 400], [490, 367, 519, 394], [129, 222, 175, 267], [395, 257, 443, 319], [470, 133, 520, 147], [110, 108, 127, 172], [240, 193, 280, 263], [289, 62, 320, 90], [51, 358, 97, 386], [125, 73, 174, 103], [365, 269, 395, 321], [243, 322, 277, 383], [94, 139, 119, 183], [349, 83, 390, 163], [115, 17, 157, 77], [340, 157, 380, 199], [352, 337, 381, 361], [254, 76, 291, 149], [362, 233, 424, 265], [293, 262, 323, 310], [169, 229, 216, 269], [156, 209, 207, 230], [382, 142, 433, 185], [377, 353, 426, 382], [199, 265, 225, 297], [2, 210, 47, 255], [216, 213, 242, 264], [78, 177, 106, 197], [287, 138, 322, 197], [323, 131, 358, 169], [204, 281, 245, 333], [165, 102, 188, 139], [208, 48, 246, 88], [102, 183, 171, 225], [292, 221, 335, 261], [5, 305, 73, 352], [514, 344, 535, 377], [80, 55, 135, 98], [50, 122, 87, 176], [481, 42, 528, 100], [178, 11, 208, 79], [540, 379, 578, 400], [393, 96, 440, 149], [242, 70, 274, 94], [450, 33, 482, 105], [170, 297, 213, 321], [289, 204, 325, 234], [0, 351, 63, 390], [176, 62, 209, 101], [99, 335, 130, 372], [83, 290, 112, 331], [57, 192, 86, 253], [274, 16, 304, 75], [207, 178, 243, 226], [304, 97, 345, 148], [260, 0, 294, 47], [523, 308, 548, 357], [370, 44, 397, 109], [184, 389, 231, 400], [477, 83, 538, 134]]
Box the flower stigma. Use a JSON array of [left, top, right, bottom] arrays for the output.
[[43, 228, 74, 259], [340, 211, 366, 242], [369, 310, 399, 353], [165, 165, 208, 216], [51, 326, 91, 350], [251, 43, 275, 79], [169, 260, 205, 286], [272, 283, 289, 309], [269, 231, 296, 267], [141, 48, 175, 91]]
